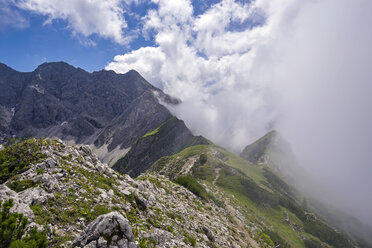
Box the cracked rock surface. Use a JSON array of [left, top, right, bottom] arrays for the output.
[[73, 211, 138, 248]]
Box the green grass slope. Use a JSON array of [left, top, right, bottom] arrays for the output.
[[151, 144, 356, 248]]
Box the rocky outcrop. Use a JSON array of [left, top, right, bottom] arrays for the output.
[[73, 212, 138, 248], [0, 184, 35, 220], [0, 138, 248, 247]]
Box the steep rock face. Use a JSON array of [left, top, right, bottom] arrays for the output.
[[0, 62, 180, 165], [113, 116, 209, 177]]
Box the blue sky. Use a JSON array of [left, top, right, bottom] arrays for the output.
[[1, 19, 121, 72]]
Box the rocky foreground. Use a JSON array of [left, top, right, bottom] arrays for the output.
[[0, 138, 250, 248]]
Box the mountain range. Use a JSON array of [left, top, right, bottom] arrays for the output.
[[0, 62, 371, 248]]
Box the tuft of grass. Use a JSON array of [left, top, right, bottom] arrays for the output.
[[183, 232, 197, 247], [166, 225, 174, 233], [142, 127, 160, 138], [139, 237, 156, 248]]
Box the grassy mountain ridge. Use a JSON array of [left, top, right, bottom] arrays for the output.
[[150, 144, 356, 248]]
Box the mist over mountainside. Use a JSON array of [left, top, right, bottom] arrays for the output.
[[240, 131, 372, 248], [0, 61, 371, 248]]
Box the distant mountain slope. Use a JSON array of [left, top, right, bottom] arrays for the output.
[[240, 130, 302, 183], [149, 144, 356, 248], [0, 62, 195, 165], [113, 116, 210, 177]]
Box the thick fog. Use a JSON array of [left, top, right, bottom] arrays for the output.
[[106, 0, 372, 225]]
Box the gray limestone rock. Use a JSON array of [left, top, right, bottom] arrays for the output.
[[202, 226, 216, 242], [95, 163, 106, 174], [0, 185, 34, 220], [135, 194, 148, 211], [19, 186, 53, 205], [46, 158, 57, 168], [73, 211, 138, 248], [35, 174, 58, 192], [81, 145, 92, 156]]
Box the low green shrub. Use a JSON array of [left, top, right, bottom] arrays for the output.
[[183, 232, 196, 247], [0, 199, 48, 248], [198, 154, 207, 165], [263, 229, 291, 248], [174, 175, 210, 201], [0, 138, 47, 184], [304, 217, 352, 248], [258, 232, 274, 247], [304, 238, 323, 248], [7, 179, 39, 193]]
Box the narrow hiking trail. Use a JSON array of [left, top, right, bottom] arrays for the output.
[[212, 167, 221, 185], [213, 168, 260, 248]]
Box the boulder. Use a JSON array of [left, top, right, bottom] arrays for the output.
[[135, 194, 148, 211], [46, 158, 57, 168], [0, 185, 34, 220], [19, 186, 53, 205], [73, 211, 138, 248], [80, 145, 92, 156], [202, 226, 215, 242], [34, 174, 58, 192], [95, 163, 106, 174]]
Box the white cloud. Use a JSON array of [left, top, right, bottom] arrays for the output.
[[15, 0, 129, 44], [107, 0, 372, 224], [0, 0, 29, 29], [108, 0, 279, 148], [107, 46, 166, 87]]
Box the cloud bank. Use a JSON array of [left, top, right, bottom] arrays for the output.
[[107, 0, 372, 224]]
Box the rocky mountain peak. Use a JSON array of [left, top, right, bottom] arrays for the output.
[[0, 62, 197, 166], [35, 61, 78, 71]]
